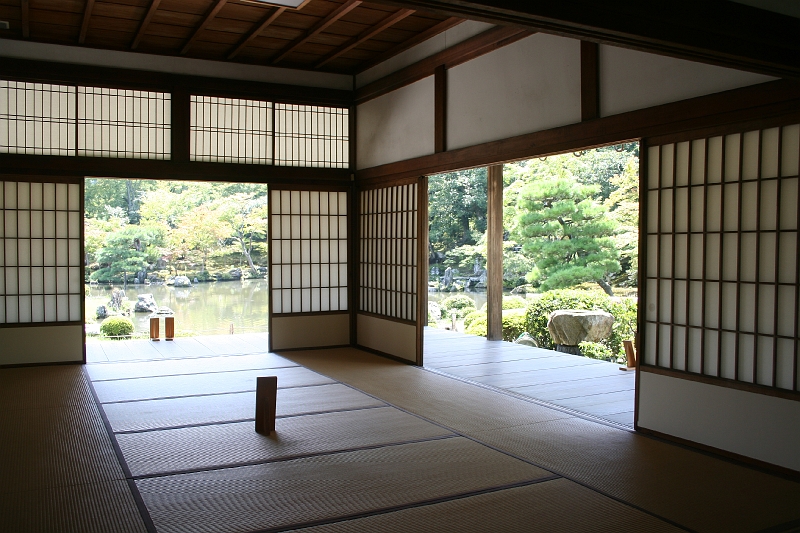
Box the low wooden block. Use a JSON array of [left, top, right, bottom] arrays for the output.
[[255, 376, 277, 435], [165, 316, 174, 341], [149, 317, 159, 341], [620, 339, 637, 371]]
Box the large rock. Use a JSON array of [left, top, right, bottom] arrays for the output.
[[134, 293, 158, 313], [173, 275, 192, 287], [547, 310, 614, 346]]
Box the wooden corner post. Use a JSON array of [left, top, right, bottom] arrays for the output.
[[487, 164, 503, 341]]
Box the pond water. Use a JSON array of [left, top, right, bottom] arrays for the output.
[[87, 279, 270, 336], [87, 282, 509, 337]]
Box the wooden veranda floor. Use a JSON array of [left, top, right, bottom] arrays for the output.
[[423, 328, 635, 427]]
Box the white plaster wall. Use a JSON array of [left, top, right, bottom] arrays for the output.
[[0, 325, 83, 365], [357, 314, 416, 362], [0, 40, 352, 90], [357, 76, 435, 170], [638, 371, 800, 472], [599, 44, 776, 117], [271, 314, 350, 350], [356, 21, 495, 87], [447, 34, 581, 151]]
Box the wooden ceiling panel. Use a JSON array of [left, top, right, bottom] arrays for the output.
[[141, 21, 193, 39], [4, 0, 461, 75], [92, 3, 147, 21]]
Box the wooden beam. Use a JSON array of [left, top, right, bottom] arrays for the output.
[[486, 164, 503, 341], [355, 80, 800, 184], [79, 0, 95, 44], [271, 0, 362, 65], [315, 9, 414, 69], [580, 41, 599, 121], [227, 6, 286, 60], [416, 176, 429, 365], [21, 0, 29, 38], [367, 0, 800, 79], [357, 17, 464, 74], [131, 0, 162, 50], [180, 0, 228, 56], [356, 26, 530, 104], [434, 64, 446, 153]]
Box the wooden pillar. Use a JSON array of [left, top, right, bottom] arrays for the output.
[[416, 176, 429, 364], [487, 165, 503, 341], [165, 316, 174, 340], [255, 376, 277, 435], [149, 317, 159, 341], [580, 41, 599, 121]]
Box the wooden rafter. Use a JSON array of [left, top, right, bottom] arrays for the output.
[[180, 0, 228, 56], [21, 0, 29, 38], [227, 6, 286, 60], [270, 0, 362, 65], [357, 16, 463, 73], [315, 8, 414, 69], [78, 0, 95, 44], [131, 0, 162, 50]]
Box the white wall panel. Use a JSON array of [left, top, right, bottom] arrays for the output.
[[357, 313, 416, 362], [0, 40, 352, 90], [638, 371, 800, 471], [0, 325, 82, 364], [447, 34, 581, 151], [356, 77, 435, 170], [600, 45, 776, 117], [357, 21, 495, 87], [271, 314, 350, 350]]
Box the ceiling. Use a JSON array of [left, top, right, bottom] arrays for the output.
[[0, 0, 798, 79], [0, 0, 463, 74]]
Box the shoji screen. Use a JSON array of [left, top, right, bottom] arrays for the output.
[[268, 188, 350, 351], [638, 124, 800, 472], [357, 180, 425, 364], [0, 178, 84, 365]]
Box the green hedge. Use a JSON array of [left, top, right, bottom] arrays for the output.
[[464, 309, 527, 342], [524, 289, 636, 360], [440, 294, 478, 319], [100, 316, 134, 338]]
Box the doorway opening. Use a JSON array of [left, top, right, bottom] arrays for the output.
[[84, 178, 270, 343], [425, 142, 640, 427]]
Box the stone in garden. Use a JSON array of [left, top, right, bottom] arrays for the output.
[[515, 333, 538, 347], [173, 275, 192, 287], [96, 305, 108, 319], [134, 294, 158, 313], [547, 310, 614, 346]]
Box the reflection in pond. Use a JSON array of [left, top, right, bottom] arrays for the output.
[[87, 279, 270, 336]]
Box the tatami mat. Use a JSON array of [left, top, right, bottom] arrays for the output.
[[0, 480, 148, 533], [137, 437, 553, 533], [471, 416, 800, 533], [298, 477, 683, 533], [283, 347, 800, 533], [93, 366, 332, 403], [281, 348, 575, 433], [118, 406, 454, 477], [86, 352, 296, 382], [440, 353, 602, 378], [513, 373, 634, 401], [0, 365, 94, 409], [103, 383, 386, 432]]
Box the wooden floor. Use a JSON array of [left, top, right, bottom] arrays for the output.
[[423, 328, 635, 427]]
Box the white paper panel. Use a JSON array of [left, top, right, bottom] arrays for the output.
[[724, 134, 741, 181], [761, 127, 780, 179], [742, 130, 760, 180], [705, 234, 720, 280], [672, 326, 686, 370], [704, 282, 720, 328], [738, 334, 755, 382], [660, 144, 674, 187], [758, 285, 775, 335], [775, 339, 795, 390], [776, 285, 795, 337], [781, 124, 799, 177], [779, 177, 798, 230], [687, 328, 702, 374], [719, 331, 736, 379]]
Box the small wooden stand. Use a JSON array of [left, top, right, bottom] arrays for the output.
[[165, 316, 174, 341], [149, 317, 160, 341], [620, 340, 637, 371], [255, 376, 277, 435]]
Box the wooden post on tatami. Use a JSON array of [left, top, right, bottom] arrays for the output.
[[255, 376, 277, 435], [149, 317, 159, 341], [165, 316, 174, 340]]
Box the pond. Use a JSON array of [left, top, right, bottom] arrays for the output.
[[87, 279, 270, 336]]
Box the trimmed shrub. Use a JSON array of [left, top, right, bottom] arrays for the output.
[[579, 341, 615, 362], [440, 294, 477, 319], [465, 314, 487, 336], [463, 310, 486, 328], [501, 309, 527, 342], [524, 289, 637, 360], [100, 316, 134, 338], [502, 296, 528, 310]]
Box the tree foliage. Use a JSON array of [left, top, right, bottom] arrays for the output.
[[514, 171, 620, 295], [428, 168, 487, 257]]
